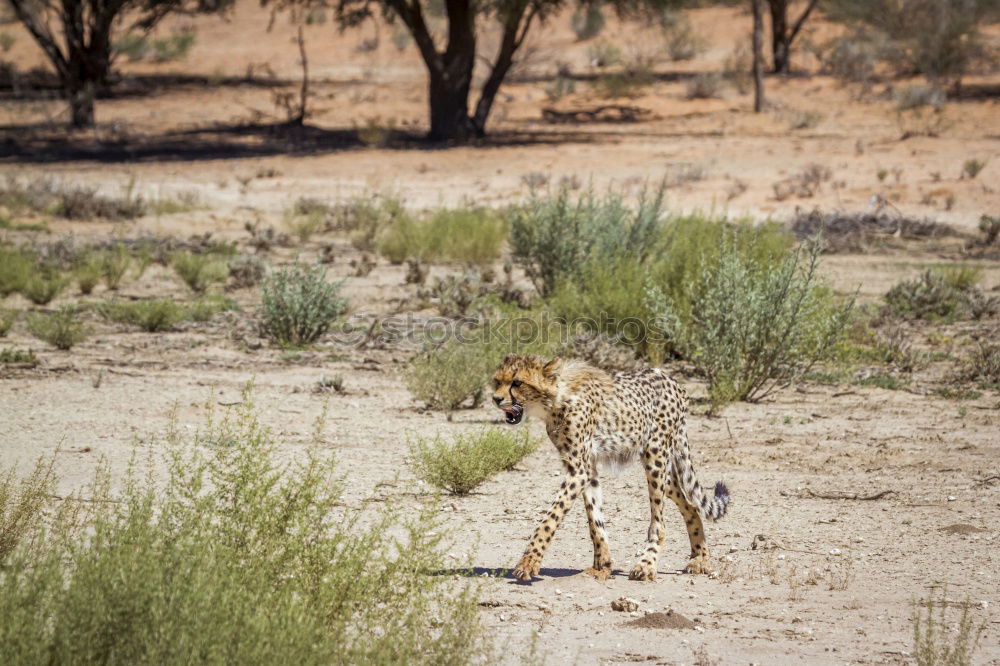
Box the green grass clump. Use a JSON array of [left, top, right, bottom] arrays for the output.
[[912, 586, 986, 666], [405, 340, 497, 410], [331, 193, 408, 252], [172, 251, 228, 293], [26, 307, 90, 350], [0, 347, 37, 366], [186, 295, 239, 322], [283, 208, 326, 244], [0, 392, 487, 665], [0, 309, 16, 336], [378, 207, 507, 266], [98, 299, 186, 332], [648, 235, 854, 411], [74, 253, 103, 294], [260, 263, 347, 346], [99, 246, 132, 291], [21, 273, 67, 305], [0, 246, 36, 296], [409, 428, 538, 494]]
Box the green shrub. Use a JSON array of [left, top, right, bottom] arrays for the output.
[[0, 456, 55, 562], [960, 343, 1000, 386], [330, 193, 408, 252], [593, 59, 655, 99], [0, 394, 487, 665], [98, 299, 186, 332], [0, 246, 36, 296], [22, 273, 67, 305], [648, 236, 854, 411], [99, 246, 132, 290], [283, 209, 326, 244], [26, 307, 90, 350], [379, 207, 508, 266], [510, 184, 668, 297], [260, 263, 347, 346], [172, 251, 228, 293], [912, 586, 986, 666], [0, 347, 37, 366], [0, 309, 16, 336], [409, 428, 538, 494], [661, 10, 705, 61]]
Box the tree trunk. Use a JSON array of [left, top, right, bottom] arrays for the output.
[[768, 0, 790, 74], [752, 0, 765, 112], [428, 68, 474, 141]]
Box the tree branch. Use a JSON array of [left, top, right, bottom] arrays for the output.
[[788, 0, 819, 43]]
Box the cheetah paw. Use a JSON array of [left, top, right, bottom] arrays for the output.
[[628, 562, 657, 581], [582, 567, 613, 581], [512, 555, 541, 581], [684, 555, 714, 575]]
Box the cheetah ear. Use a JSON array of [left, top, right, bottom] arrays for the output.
[[501, 353, 519, 365], [542, 357, 563, 380]]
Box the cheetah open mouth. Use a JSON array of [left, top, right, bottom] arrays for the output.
[[503, 404, 524, 425]]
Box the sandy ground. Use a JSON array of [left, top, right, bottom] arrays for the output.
[[2, 3, 1000, 664]]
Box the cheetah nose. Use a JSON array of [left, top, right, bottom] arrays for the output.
[[493, 396, 503, 406]]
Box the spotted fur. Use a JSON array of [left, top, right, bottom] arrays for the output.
[[492, 354, 730, 581]]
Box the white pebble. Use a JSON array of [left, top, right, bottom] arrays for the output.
[[948, 495, 957, 501], [829, 548, 842, 556]]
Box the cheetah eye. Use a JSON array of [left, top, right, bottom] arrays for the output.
[[511, 380, 522, 388]]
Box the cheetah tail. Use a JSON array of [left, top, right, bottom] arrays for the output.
[[673, 453, 730, 521]]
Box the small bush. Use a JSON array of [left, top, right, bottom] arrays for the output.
[[331, 193, 408, 252], [960, 343, 1000, 386], [979, 215, 1000, 246], [405, 340, 496, 410], [586, 40, 622, 68], [98, 299, 186, 332], [0, 347, 37, 366], [172, 251, 227, 293], [186, 294, 239, 322], [895, 85, 945, 111], [53, 184, 146, 221], [409, 428, 538, 494], [594, 58, 655, 98], [26, 307, 90, 350], [571, 4, 605, 41], [260, 263, 347, 346], [0, 246, 36, 296], [0, 309, 15, 337], [648, 236, 854, 411], [962, 159, 987, 180], [115, 28, 196, 63], [0, 395, 487, 664], [884, 267, 995, 321], [912, 586, 986, 666], [685, 72, 723, 99], [21, 273, 66, 305], [283, 208, 326, 243]]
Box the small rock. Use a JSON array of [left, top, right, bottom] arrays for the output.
[[980, 600, 989, 610], [611, 597, 639, 612], [829, 548, 842, 556], [948, 495, 957, 502]]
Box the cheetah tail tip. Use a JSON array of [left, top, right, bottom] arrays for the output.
[[714, 481, 730, 501], [712, 481, 730, 520]]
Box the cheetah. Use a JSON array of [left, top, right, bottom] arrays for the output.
[[492, 354, 730, 582]]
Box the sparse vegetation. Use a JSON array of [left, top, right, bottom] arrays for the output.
[[0, 246, 36, 296], [172, 251, 228, 293], [228, 255, 266, 289], [571, 4, 605, 41], [593, 57, 655, 98], [962, 159, 987, 180], [660, 10, 705, 61], [114, 28, 196, 63], [74, 253, 103, 295], [21, 273, 66, 306], [98, 299, 186, 332], [99, 246, 132, 291], [0, 395, 487, 664], [884, 267, 997, 321], [0, 309, 16, 337], [686, 72, 723, 99], [26, 307, 90, 350], [405, 339, 496, 410], [378, 207, 508, 266], [409, 428, 538, 494], [912, 586, 986, 666], [0, 347, 37, 366], [260, 263, 347, 346], [0, 455, 55, 561], [960, 343, 1000, 387]]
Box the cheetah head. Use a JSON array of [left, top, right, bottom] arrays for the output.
[[491, 354, 562, 425]]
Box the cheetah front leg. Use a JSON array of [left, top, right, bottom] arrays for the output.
[[512, 463, 587, 582]]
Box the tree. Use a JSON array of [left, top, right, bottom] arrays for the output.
[[766, 0, 818, 74], [335, 0, 687, 142], [6, 0, 231, 128]]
